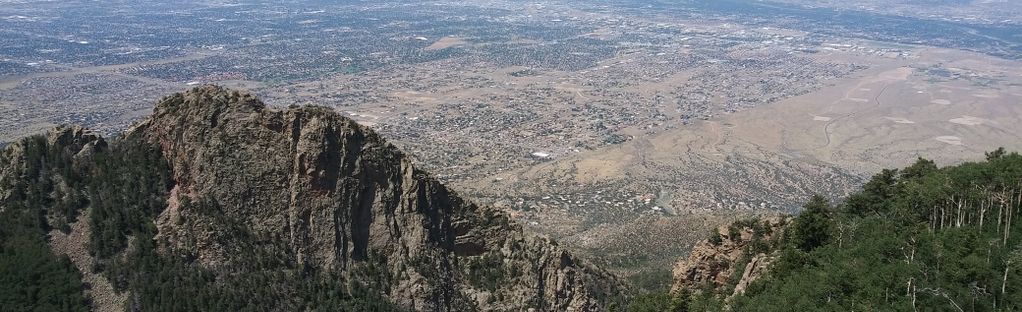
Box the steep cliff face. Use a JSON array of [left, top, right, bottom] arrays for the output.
[[671, 218, 785, 298], [120, 86, 621, 311]]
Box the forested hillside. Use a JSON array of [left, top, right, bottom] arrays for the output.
[[665, 149, 1022, 311], [0, 132, 92, 311]]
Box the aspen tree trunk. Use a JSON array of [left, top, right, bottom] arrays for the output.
[[1005, 204, 1012, 245], [999, 201, 1004, 236], [1016, 186, 1021, 220], [1012, 187, 1021, 244], [956, 200, 964, 227], [1003, 264, 1010, 296], [942, 205, 947, 230], [949, 201, 953, 228], [955, 198, 960, 228], [1016, 185, 1021, 209], [1005, 188, 1015, 245], [910, 238, 916, 263], [966, 201, 972, 226], [980, 199, 986, 229], [956, 198, 964, 227]]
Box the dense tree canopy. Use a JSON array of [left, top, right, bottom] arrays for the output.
[[0, 136, 90, 311], [672, 150, 1022, 311]]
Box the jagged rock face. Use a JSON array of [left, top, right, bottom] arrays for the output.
[[0, 124, 106, 170], [127, 86, 621, 311], [671, 218, 785, 298]]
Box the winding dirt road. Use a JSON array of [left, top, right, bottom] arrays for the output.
[[822, 84, 890, 148]]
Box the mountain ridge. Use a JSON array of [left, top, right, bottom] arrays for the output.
[[0, 85, 624, 311]]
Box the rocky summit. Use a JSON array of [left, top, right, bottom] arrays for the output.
[[0, 86, 623, 311]]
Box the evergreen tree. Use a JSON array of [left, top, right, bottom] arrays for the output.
[[789, 195, 832, 252]]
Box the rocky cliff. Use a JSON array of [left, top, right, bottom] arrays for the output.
[[0, 86, 622, 311], [671, 218, 786, 298]]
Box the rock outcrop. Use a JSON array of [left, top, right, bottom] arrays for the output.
[[118, 86, 621, 311], [671, 218, 785, 298], [0, 125, 105, 214]]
